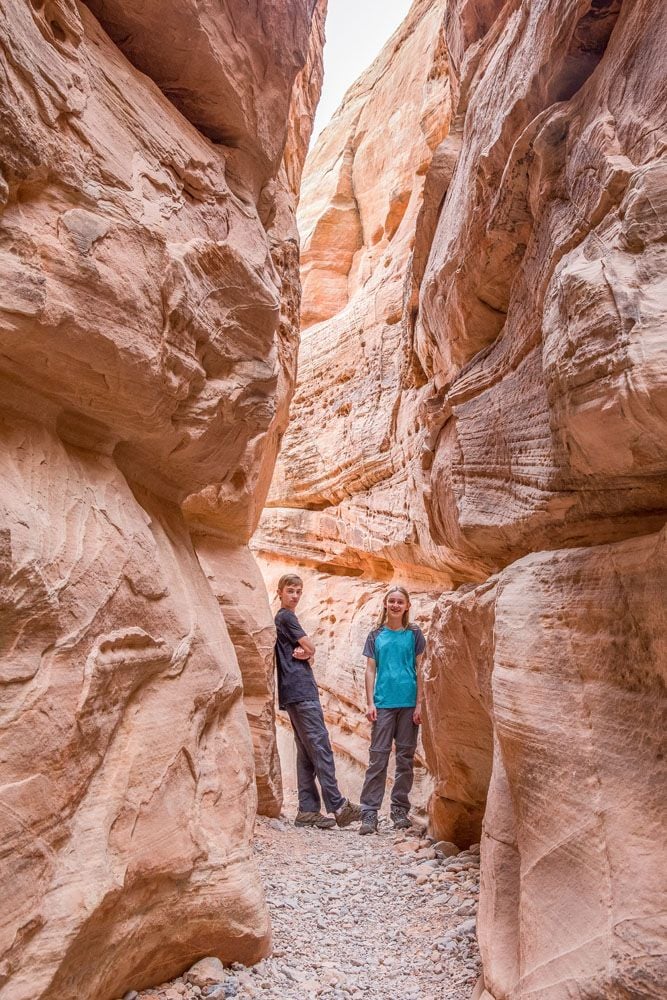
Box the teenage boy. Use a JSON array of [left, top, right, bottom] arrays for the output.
[[275, 573, 361, 830]]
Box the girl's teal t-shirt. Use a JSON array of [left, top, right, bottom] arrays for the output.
[[362, 625, 426, 708]]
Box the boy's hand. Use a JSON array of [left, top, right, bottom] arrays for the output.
[[366, 704, 377, 722], [413, 703, 422, 725], [292, 646, 310, 660]]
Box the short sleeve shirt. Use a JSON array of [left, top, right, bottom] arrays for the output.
[[274, 608, 319, 709], [363, 625, 426, 708]]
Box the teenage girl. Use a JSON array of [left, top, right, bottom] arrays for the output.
[[358, 586, 426, 834]]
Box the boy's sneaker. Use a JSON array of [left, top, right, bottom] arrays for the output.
[[391, 807, 412, 830], [294, 811, 336, 829], [335, 798, 362, 828], [359, 810, 378, 835]]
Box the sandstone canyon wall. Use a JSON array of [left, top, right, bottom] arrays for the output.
[[258, 0, 667, 996], [0, 2, 323, 998]]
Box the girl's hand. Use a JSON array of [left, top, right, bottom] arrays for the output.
[[413, 704, 422, 725], [366, 704, 377, 722]]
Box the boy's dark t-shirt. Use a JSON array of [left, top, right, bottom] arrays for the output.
[[274, 607, 319, 709]]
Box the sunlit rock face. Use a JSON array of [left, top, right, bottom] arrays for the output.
[[416, 0, 667, 997], [0, 1, 322, 997]]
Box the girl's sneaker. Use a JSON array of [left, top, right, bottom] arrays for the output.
[[359, 810, 378, 835], [390, 807, 411, 830]]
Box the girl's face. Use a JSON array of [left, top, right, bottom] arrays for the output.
[[385, 590, 409, 622]]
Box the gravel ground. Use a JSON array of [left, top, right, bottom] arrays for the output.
[[127, 814, 481, 1000]]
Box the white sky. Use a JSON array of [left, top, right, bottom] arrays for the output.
[[312, 0, 413, 142]]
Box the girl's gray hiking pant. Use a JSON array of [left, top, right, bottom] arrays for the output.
[[360, 707, 418, 813]]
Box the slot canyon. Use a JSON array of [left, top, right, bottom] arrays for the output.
[[0, 2, 665, 1000]]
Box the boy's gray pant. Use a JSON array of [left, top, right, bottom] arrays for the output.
[[286, 699, 346, 814], [360, 707, 418, 813]]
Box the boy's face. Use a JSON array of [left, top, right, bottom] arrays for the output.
[[279, 583, 303, 610]]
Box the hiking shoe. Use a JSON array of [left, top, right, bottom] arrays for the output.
[[294, 811, 336, 829], [391, 807, 412, 830], [335, 799, 362, 828], [359, 811, 378, 836]]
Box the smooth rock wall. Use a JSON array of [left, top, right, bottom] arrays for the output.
[[0, 1, 323, 996], [417, 1, 667, 996]]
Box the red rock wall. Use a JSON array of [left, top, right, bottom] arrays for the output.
[[0, 2, 323, 997], [417, 1, 667, 996], [258, 0, 666, 996]]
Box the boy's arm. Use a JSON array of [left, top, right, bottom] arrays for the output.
[[365, 657, 377, 721], [413, 652, 425, 724], [293, 634, 316, 657], [282, 610, 316, 658]]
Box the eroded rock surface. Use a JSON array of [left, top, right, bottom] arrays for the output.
[[419, 0, 667, 571], [0, 1, 323, 997], [258, 0, 667, 997], [418, 1, 667, 996]]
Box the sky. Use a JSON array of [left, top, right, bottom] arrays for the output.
[[312, 0, 413, 142]]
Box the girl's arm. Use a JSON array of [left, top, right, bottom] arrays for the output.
[[413, 652, 425, 724], [364, 657, 377, 722]]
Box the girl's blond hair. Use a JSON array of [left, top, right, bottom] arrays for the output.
[[376, 585, 411, 628]]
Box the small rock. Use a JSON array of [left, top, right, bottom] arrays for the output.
[[457, 918, 477, 936], [456, 900, 477, 916], [415, 846, 436, 861], [434, 841, 460, 859], [123, 993, 139, 1000], [185, 957, 226, 988], [204, 985, 235, 1000]]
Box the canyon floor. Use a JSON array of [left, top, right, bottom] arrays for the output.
[[127, 812, 481, 1000]]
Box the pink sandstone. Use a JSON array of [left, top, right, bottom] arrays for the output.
[[0, 1, 324, 997]]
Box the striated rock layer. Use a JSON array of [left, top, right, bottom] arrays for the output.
[[0, 1, 323, 997], [418, 0, 667, 996], [258, 0, 667, 996]]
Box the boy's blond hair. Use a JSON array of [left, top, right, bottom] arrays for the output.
[[277, 573, 303, 592]]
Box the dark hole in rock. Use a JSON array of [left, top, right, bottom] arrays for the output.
[[50, 20, 67, 42], [551, 0, 623, 103]]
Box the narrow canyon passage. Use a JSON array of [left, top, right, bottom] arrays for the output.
[[123, 816, 481, 1000], [1, 1, 665, 999]]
